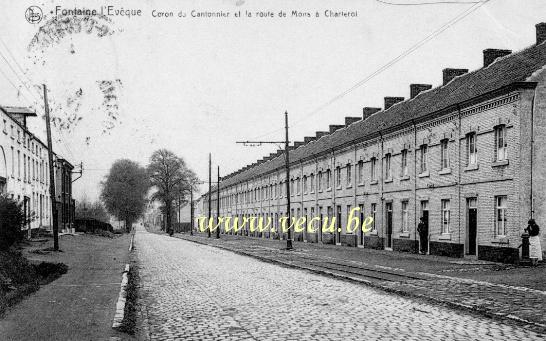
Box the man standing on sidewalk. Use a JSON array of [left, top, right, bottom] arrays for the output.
[[417, 217, 428, 255]]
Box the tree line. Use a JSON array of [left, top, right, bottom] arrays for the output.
[[83, 149, 197, 232]]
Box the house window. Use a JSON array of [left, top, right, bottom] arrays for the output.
[[495, 196, 507, 236], [290, 179, 294, 196], [440, 139, 449, 169], [10, 147, 14, 177], [467, 133, 477, 165], [335, 166, 341, 188], [318, 171, 323, 191], [401, 150, 408, 177], [347, 205, 352, 233], [420, 145, 428, 173], [296, 177, 301, 195], [385, 154, 392, 179], [326, 169, 331, 189], [358, 161, 364, 184], [441, 199, 450, 234], [346, 164, 352, 186], [371, 158, 377, 181], [495, 125, 507, 161], [371, 203, 377, 232], [310, 173, 315, 192], [401, 201, 409, 232], [303, 176, 307, 194]]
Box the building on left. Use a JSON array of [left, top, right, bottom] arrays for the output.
[[0, 105, 75, 234]]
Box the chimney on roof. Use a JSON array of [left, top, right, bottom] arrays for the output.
[[442, 68, 468, 85], [363, 107, 381, 120], [483, 49, 512, 67], [294, 141, 305, 148], [384, 97, 404, 110], [537, 22, 546, 45], [410, 84, 432, 99], [329, 125, 344, 133], [344, 116, 360, 126], [316, 131, 329, 138], [304, 136, 316, 144]]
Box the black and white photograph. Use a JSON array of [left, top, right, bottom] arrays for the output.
[[0, 0, 545, 340]]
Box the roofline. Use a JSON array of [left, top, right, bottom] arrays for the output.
[[0, 105, 72, 163], [0, 106, 37, 116], [217, 81, 537, 190]]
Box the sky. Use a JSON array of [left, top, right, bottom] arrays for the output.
[[0, 0, 545, 202]]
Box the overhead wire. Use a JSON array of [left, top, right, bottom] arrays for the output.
[[376, 0, 483, 5], [0, 39, 75, 161], [249, 0, 490, 140]]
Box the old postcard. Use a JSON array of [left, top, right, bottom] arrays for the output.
[[0, 1, 545, 340]]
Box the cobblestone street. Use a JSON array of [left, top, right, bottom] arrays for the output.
[[136, 227, 544, 340]]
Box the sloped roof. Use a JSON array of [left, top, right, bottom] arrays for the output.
[[0, 106, 36, 116], [218, 41, 546, 190]]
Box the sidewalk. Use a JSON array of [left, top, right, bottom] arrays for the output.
[[175, 232, 546, 334], [0, 233, 132, 341]]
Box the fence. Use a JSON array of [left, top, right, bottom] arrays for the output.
[[74, 218, 114, 233]]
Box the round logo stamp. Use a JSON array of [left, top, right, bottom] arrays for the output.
[[25, 6, 43, 24]]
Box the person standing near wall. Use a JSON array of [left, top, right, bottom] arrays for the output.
[[526, 219, 543, 262], [417, 217, 428, 255]]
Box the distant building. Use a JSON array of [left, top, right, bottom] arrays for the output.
[[144, 199, 163, 229], [204, 23, 546, 263], [0, 105, 74, 233]]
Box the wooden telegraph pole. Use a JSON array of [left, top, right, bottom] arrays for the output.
[[216, 165, 220, 239], [208, 153, 212, 238], [190, 186, 194, 236], [43, 84, 59, 251], [284, 111, 293, 250], [236, 111, 293, 250]]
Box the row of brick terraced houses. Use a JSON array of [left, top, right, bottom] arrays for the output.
[[200, 23, 546, 263], [0, 105, 75, 234]]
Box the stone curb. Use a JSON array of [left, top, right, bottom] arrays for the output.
[[129, 232, 135, 252], [178, 235, 546, 334], [112, 264, 130, 329]]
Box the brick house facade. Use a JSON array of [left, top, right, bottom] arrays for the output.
[[0, 105, 74, 233], [203, 23, 546, 263]]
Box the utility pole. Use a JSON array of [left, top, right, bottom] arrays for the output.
[[236, 111, 293, 250], [178, 196, 181, 233], [216, 165, 220, 239], [208, 153, 212, 238], [284, 111, 293, 250], [190, 187, 194, 235], [43, 84, 59, 251]]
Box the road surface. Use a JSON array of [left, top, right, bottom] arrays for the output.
[[135, 227, 543, 340]]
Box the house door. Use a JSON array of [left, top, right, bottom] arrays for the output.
[[467, 198, 477, 256], [386, 202, 393, 248], [420, 201, 429, 254], [318, 207, 323, 242], [24, 196, 30, 236], [336, 205, 342, 244], [359, 204, 364, 246]]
